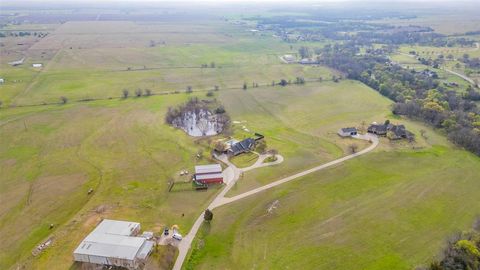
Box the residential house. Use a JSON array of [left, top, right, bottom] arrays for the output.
[[338, 127, 358, 137]]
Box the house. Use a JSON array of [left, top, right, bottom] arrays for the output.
[[388, 125, 414, 140], [367, 124, 388, 136], [194, 164, 223, 184], [32, 63, 43, 68], [228, 138, 256, 156], [73, 219, 154, 270], [338, 127, 358, 137]]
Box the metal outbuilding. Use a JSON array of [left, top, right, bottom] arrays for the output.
[[73, 219, 154, 269]]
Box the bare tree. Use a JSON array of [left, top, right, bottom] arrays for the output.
[[144, 89, 152, 96], [122, 89, 129, 98], [135, 88, 143, 97], [204, 209, 213, 221], [349, 143, 358, 153], [269, 149, 278, 160], [186, 86, 193, 94], [214, 85, 219, 91], [243, 82, 247, 90], [197, 118, 209, 136], [60, 96, 68, 104]]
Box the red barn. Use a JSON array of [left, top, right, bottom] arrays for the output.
[[194, 164, 223, 184]]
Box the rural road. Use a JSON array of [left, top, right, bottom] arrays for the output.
[[172, 134, 378, 270]]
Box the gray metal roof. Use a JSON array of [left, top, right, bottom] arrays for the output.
[[195, 172, 223, 180], [73, 219, 151, 261], [195, 164, 222, 174]]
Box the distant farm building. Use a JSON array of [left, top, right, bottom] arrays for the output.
[[368, 122, 414, 140], [338, 127, 358, 137], [73, 219, 154, 270], [32, 63, 43, 68], [0, 78, 4, 84], [194, 164, 223, 184]]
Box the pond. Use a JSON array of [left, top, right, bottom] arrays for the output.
[[172, 109, 224, 137]]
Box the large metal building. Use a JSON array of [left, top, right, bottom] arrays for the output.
[[194, 164, 224, 184], [73, 219, 154, 269]]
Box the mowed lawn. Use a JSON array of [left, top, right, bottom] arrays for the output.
[[186, 138, 480, 270]]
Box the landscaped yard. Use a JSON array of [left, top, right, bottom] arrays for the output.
[[229, 152, 259, 168]]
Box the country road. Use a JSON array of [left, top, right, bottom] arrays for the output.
[[172, 133, 379, 270]]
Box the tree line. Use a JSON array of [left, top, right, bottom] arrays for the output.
[[320, 43, 480, 156]]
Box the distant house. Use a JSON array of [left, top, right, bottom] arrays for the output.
[[388, 125, 414, 140], [0, 78, 4, 84], [194, 164, 223, 184], [338, 127, 358, 137], [73, 219, 154, 270], [228, 138, 256, 156], [367, 124, 388, 136], [32, 63, 43, 68], [368, 122, 414, 140]]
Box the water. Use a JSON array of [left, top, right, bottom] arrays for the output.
[[172, 109, 221, 137]]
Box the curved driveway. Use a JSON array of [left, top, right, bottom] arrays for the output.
[[172, 133, 378, 270]]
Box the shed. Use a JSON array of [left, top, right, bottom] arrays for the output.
[[338, 127, 357, 137], [194, 164, 222, 175]]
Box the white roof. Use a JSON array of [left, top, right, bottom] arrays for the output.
[[195, 172, 223, 180], [73, 219, 149, 261], [195, 164, 222, 174], [91, 219, 139, 236]]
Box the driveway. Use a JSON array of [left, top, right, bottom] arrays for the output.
[[172, 133, 378, 270]]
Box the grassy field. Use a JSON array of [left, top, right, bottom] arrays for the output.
[[185, 109, 480, 270], [1, 10, 480, 270], [229, 152, 259, 168], [0, 95, 231, 269]]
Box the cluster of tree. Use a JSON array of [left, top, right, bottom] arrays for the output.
[[321, 44, 480, 156], [122, 88, 152, 98], [165, 97, 230, 136], [0, 31, 48, 38], [460, 54, 480, 69], [201, 62, 215, 68], [421, 219, 480, 270]]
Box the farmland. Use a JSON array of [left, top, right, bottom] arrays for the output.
[[1, 2, 480, 270]]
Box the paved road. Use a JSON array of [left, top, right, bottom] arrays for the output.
[[172, 134, 378, 270]]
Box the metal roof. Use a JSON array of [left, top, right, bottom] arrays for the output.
[[195, 164, 222, 174], [195, 172, 223, 180], [73, 219, 150, 261]]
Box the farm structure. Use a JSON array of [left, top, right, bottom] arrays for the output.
[[338, 127, 358, 137], [368, 123, 414, 140], [194, 164, 224, 184], [73, 219, 154, 270], [227, 134, 264, 156]]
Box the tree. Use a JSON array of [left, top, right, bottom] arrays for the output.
[[384, 119, 390, 126], [0, 100, 3, 108], [144, 89, 152, 96], [204, 209, 213, 221], [60, 96, 68, 104], [271, 80, 275, 86], [206, 91, 214, 97], [122, 89, 129, 98], [279, 79, 288, 86], [298, 46, 312, 59], [214, 85, 219, 91], [243, 82, 247, 90], [214, 141, 226, 152], [256, 140, 267, 154], [186, 86, 193, 94], [349, 143, 359, 153], [210, 62, 215, 68], [135, 88, 143, 97], [269, 149, 278, 159]]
